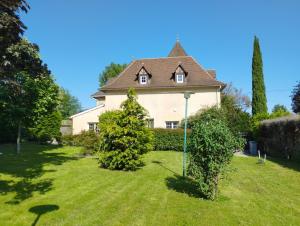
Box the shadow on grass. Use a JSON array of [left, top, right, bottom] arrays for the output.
[[165, 175, 203, 198], [29, 204, 59, 226], [0, 143, 77, 204], [267, 156, 300, 172]]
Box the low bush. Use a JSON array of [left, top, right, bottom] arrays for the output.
[[188, 119, 245, 200], [152, 128, 190, 151], [259, 115, 300, 160], [62, 130, 99, 153]]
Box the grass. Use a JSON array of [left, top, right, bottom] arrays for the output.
[[0, 143, 300, 226]]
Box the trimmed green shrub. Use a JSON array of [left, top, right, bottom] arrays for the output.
[[62, 130, 99, 153], [259, 115, 300, 160], [152, 128, 190, 151], [188, 119, 245, 200], [97, 88, 153, 171]]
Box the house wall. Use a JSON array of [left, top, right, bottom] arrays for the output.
[[71, 87, 221, 134], [71, 105, 106, 134], [104, 87, 220, 128]]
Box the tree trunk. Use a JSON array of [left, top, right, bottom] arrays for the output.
[[17, 122, 21, 154]]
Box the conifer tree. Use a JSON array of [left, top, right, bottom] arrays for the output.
[[252, 36, 267, 115]]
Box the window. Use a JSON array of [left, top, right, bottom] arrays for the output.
[[88, 122, 99, 132], [166, 121, 179, 129], [176, 74, 184, 83], [146, 118, 154, 128], [140, 75, 147, 84]]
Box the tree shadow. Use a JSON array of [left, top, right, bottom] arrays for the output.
[[29, 204, 59, 226], [267, 156, 300, 172], [165, 175, 203, 198], [0, 143, 77, 204], [151, 160, 203, 198]]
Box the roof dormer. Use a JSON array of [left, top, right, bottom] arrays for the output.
[[172, 64, 187, 84], [137, 66, 151, 85]]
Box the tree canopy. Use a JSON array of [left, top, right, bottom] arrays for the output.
[[252, 36, 267, 116], [99, 63, 127, 88], [58, 88, 81, 119]]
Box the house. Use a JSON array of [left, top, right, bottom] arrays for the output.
[[70, 41, 225, 134]]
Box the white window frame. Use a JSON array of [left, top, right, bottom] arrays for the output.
[[140, 75, 148, 85], [166, 121, 179, 129], [88, 122, 99, 132], [176, 74, 184, 83]]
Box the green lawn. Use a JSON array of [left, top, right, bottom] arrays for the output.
[[0, 143, 299, 226]]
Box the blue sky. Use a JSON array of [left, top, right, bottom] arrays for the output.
[[22, 0, 300, 111]]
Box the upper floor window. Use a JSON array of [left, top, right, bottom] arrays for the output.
[[140, 75, 148, 84], [175, 65, 186, 84], [176, 74, 184, 83]]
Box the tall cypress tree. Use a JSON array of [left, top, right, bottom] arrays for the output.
[[252, 36, 267, 115]]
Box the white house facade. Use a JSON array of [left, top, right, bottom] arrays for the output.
[[71, 41, 225, 134]]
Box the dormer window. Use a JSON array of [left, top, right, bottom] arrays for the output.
[[140, 75, 148, 84], [176, 74, 184, 83], [174, 65, 186, 84], [138, 67, 150, 85]]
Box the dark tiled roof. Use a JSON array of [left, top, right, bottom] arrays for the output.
[[99, 56, 225, 91], [168, 41, 188, 57]]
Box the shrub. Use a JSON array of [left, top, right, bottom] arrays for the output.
[[97, 88, 153, 170], [152, 128, 190, 151], [29, 111, 62, 143], [259, 115, 300, 160], [62, 130, 99, 153], [188, 119, 245, 200]]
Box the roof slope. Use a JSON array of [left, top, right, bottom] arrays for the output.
[[168, 41, 188, 57], [100, 56, 224, 91]]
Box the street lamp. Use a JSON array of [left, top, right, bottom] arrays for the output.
[[183, 91, 194, 177]]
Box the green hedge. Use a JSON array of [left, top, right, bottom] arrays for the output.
[[62, 131, 99, 153], [259, 115, 300, 160], [151, 128, 190, 151]]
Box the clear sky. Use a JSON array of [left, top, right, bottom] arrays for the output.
[[21, 0, 300, 111]]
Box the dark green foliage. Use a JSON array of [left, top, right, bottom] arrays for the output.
[[252, 36, 268, 115], [291, 81, 300, 113], [152, 128, 190, 151], [62, 131, 99, 152], [99, 62, 127, 87], [29, 111, 62, 143], [0, 0, 29, 55], [259, 116, 300, 160], [270, 104, 290, 118], [58, 88, 81, 119], [188, 119, 245, 200], [97, 88, 153, 170]]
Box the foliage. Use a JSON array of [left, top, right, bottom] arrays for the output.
[[291, 81, 300, 113], [151, 128, 190, 151], [252, 36, 267, 115], [29, 111, 62, 143], [222, 82, 251, 111], [99, 62, 127, 87], [62, 130, 99, 153], [97, 88, 153, 170], [0, 0, 29, 55], [259, 115, 300, 160], [270, 104, 290, 118], [188, 119, 245, 200], [250, 112, 270, 140], [58, 87, 81, 119]]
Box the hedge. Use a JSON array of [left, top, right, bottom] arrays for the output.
[[151, 128, 190, 151], [259, 115, 300, 160]]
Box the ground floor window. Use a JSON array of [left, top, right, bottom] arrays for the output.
[[88, 122, 99, 132], [146, 118, 154, 128], [166, 121, 179, 129]]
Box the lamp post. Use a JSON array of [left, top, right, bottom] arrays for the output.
[[183, 91, 194, 177]]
